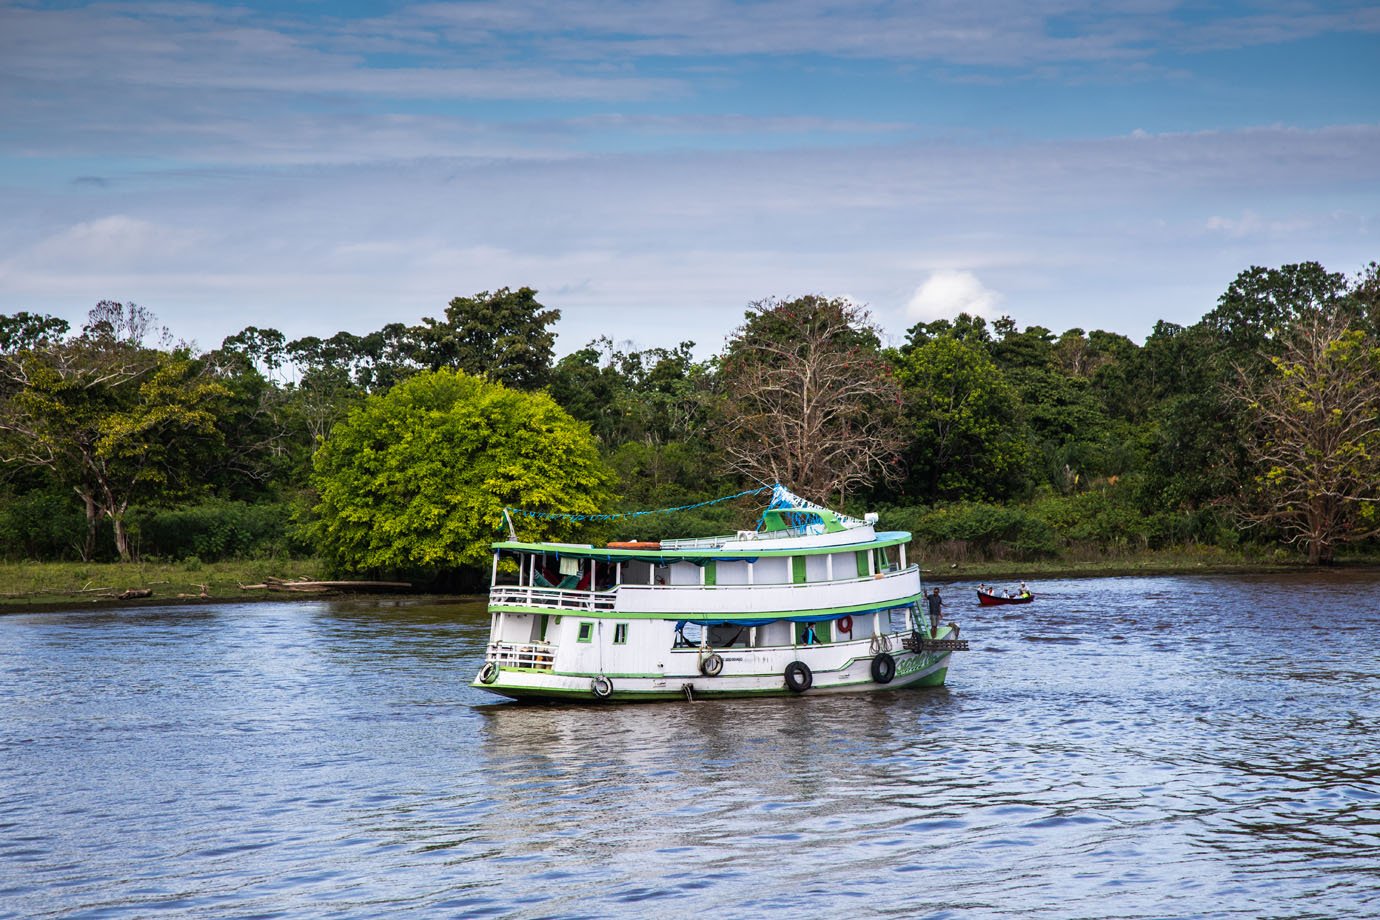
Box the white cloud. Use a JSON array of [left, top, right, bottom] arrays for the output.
[[0, 215, 199, 276], [1204, 209, 1316, 239], [906, 271, 1002, 322]]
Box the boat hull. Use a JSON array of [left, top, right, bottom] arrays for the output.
[[472, 630, 957, 703], [977, 591, 1033, 606]]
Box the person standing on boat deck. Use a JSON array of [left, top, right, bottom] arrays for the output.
[[802, 623, 819, 645], [926, 588, 944, 637]]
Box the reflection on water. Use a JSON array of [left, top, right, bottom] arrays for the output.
[[2, 576, 1378, 918]]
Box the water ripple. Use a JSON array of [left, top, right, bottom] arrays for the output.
[[2, 575, 1379, 918]]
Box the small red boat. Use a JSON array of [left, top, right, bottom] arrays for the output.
[[977, 589, 1033, 606]]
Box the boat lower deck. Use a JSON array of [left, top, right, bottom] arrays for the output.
[[473, 626, 962, 702]]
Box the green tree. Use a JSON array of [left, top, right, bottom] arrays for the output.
[[0, 312, 70, 353], [414, 287, 559, 389], [894, 336, 1030, 501], [1205, 262, 1349, 360], [1129, 320, 1242, 512], [550, 337, 715, 446], [902, 312, 992, 352], [309, 368, 614, 573], [0, 303, 230, 560]]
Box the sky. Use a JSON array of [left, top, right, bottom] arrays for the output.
[[1, 1, 1378, 357]]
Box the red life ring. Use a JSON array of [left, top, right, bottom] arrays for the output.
[[838, 615, 854, 635]]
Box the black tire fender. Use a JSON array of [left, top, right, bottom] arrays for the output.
[[479, 662, 499, 685], [591, 675, 613, 699], [871, 652, 896, 684], [784, 660, 813, 693], [700, 653, 724, 677]]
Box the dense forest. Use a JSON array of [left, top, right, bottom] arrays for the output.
[[2, 260, 1378, 579]]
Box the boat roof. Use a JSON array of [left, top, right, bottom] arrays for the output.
[[491, 530, 912, 561], [496, 485, 908, 560]]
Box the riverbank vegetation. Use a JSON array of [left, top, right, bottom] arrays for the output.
[[3, 262, 1379, 590], [0, 558, 329, 608]]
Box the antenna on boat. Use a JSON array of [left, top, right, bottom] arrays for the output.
[[503, 507, 518, 541]]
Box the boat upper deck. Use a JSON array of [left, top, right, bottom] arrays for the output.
[[491, 528, 911, 561], [494, 502, 910, 560]]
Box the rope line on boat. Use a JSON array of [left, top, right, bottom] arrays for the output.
[[504, 485, 772, 523]]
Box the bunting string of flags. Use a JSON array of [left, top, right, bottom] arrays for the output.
[[505, 485, 772, 523]]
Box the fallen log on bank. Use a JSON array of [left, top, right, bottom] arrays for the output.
[[238, 577, 413, 593]]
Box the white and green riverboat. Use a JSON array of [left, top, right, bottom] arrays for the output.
[[472, 486, 967, 702]]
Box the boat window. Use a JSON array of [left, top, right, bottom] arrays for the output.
[[889, 606, 913, 632], [613, 623, 628, 644], [577, 622, 594, 643], [754, 557, 789, 584], [673, 622, 703, 647], [753, 621, 792, 647], [707, 624, 749, 648]]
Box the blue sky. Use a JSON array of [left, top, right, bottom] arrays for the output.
[[1, 1, 1377, 355]]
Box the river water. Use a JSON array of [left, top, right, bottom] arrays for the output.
[[1, 573, 1378, 919]]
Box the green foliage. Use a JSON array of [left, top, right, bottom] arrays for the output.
[[903, 312, 992, 351], [7, 262, 1380, 568], [899, 502, 1058, 561], [0, 490, 87, 560], [605, 440, 731, 512], [128, 501, 305, 561], [309, 369, 615, 573], [893, 336, 1030, 501], [0, 312, 70, 353], [0, 304, 232, 560], [549, 337, 715, 447], [1204, 262, 1349, 360], [417, 287, 560, 389]]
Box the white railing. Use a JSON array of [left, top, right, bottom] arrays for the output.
[[657, 534, 735, 550], [615, 566, 921, 615], [489, 585, 618, 611], [487, 641, 555, 670], [490, 566, 916, 614], [659, 521, 870, 550]]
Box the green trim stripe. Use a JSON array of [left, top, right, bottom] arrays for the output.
[[490, 591, 923, 620]]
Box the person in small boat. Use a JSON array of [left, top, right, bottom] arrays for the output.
[[926, 587, 944, 637], [1019, 580, 1030, 599]]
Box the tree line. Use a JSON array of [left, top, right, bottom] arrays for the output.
[[2, 262, 1378, 574]]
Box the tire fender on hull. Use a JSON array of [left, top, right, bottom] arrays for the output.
[[784, 660, 813, 693], [870, 652, 896, 684], [700, 653, 724, 677]]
